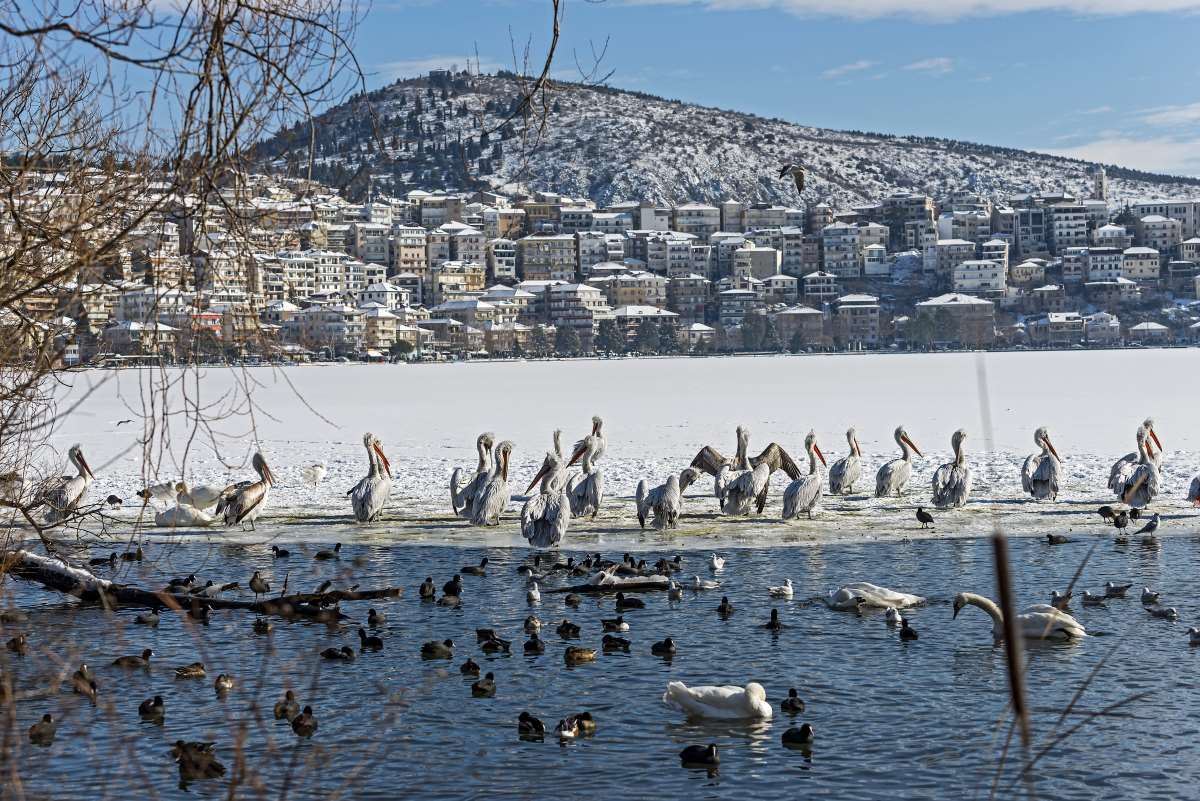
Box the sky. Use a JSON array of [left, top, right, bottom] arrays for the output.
[[355, 0, 1200, 177]]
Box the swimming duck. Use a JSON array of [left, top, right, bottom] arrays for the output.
[[556, 619, 581, 639], [564, 645, 597, 665], [6, 633, 28, 655], [763, 608, 784, 632], [460, 657, 481, 675], [668, 581, 684, 601], [437, 593, 461, 607], [461, 557, 489, 576], [419, 577, 436, 599], [113, 648, 153, 669], [523, 615, 542, 634], [292, 706, 318, 737], [173, 740, 225, 784], [421, 639, 454, 659], [570, 711, 597, 735], [518, 711, 546, 739], [555, 717, 580, 739], [782, 723, 815, 747], [602, 633, 631, 652], [71, 664, 95, 696], [139, 695, 165, 720], [526, 582, 541, 604], [442, 575, 463, 597], [135, 606, 161, 626], [615, 592, 644, 611], [273, 690, 299, 721], [174, 662, 206, 678], [480, 636, 511, 654], [899, 618, 919, 641], [214, 674, 234, 694], [601, 615, 629, 632], [367, 608, 386, 628], [781, 688, 805, 714], [253, 618, 273, 635], [166, 574, 197, 592], [1046, 534, 1070, 545], [768, 579, 794, 599], [120, 547, 143, 562], [358, 628, 383, 651], [717, 597, 735, 617], [320, 646, 355, 661], [89, 552, 117, 567], [651, 637, 677, 656], [524, 633, 545, 654], [564, 593, 583, 607], [471, 672, 497, 697], [679, 743, 719, 767], [28, 713, 56, 746], [271, 545, 290, 558], [314, 543, 341, 560], [884, 607, 902, 626]]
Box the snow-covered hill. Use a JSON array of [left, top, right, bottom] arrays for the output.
[[255, 71, 1200, 207]]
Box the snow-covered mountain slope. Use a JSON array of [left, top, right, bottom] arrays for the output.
[[255, 72, 1200, 207]]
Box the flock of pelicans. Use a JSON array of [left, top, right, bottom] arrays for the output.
[[17, 416, 1200, 544]]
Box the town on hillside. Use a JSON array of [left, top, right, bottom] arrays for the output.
[[18, 165, 1200, 365]]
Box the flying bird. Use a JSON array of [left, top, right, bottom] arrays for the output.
[[778, 163, 806, 193]]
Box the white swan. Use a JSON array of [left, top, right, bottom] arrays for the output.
[[768, 578, 794, 599], [953, 592, 1085, 641], [826, 582, 925, 610], [154, 503, 216, 528], [174, 481, 228, 511], [708, 554, 725, 572], [663, 681, 772, 720]]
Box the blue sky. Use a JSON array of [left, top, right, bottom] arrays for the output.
[[357, 0, 1200, 176]]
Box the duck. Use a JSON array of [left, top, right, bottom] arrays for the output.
[[436, 593, 460, 608], [71, 664, 95, 696], [112, 648, 153, 669], [6, 633, 28, 655], [442, 575, 463, 598], [165, 574, 197, 593], [602, 634, 631, 652], [651, 637, 677, 656], [899, 618, 919, 641], [421, 639, 454, 659], [367, 609, 386, 628], [460, 657, 481, 675], [249, 571, 270, 601], [174, 662, 207, 678], [480, 636, 511, 654], [461, 557, 489, 576], [314, 543, 341, 561], [884, 607, 902, 626], [1142, 587, 1161, 605], [172, 740, 225, 784], [564, 646, 597, 665], [1105, 581, 1132, 599], [89, 552, 117, 567], [717, 596, 735, 617], [663, 681, 773, 720], [763, 608, 784, 632], [518, 711, 546, 739], [1050, 590, 1072, 610], [826, 582, 925, 610], [679, 743, 719, 767], [953, 592, 1085, 641], [1146, 605, 1179, 620], [615, 592, 645, 611], [28, 714, 56, 746], [292, 706, 318, 737], [1081, 591, 1107, 607], [471, 672, 497, 697], [564, 593, 583, 607], [569, 711, 597, 735], [1189, 628, 1200, 647], [556, 619, 581, 639], [320, 646, 355, 661], [1046, 534, 1070, 545], [134, 606, 161, 626], [708, 554, 725, 571], [273, 690, 300, 721], [768, 579, 794, 599], [139, 695, 165, 720], [668, 581, 684, 601], [271, 545, 290, 558], [253, 618, 273, 635], [782, 723, 815, 747], [601, 615, 629, 632], [526, 582, 541, 604], [781, 688, 805, 714], [358, 627, 383, 651], [120, 547, 143, 562], [214, 674, 234, 694], [419, 577, 436, 599], [523, 615, 542, 634], [555, 717, 581, 740], [524, 633, 545, 654]]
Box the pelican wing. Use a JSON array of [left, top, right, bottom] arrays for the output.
[[689, 446, 727, 477], [568, 469, 603, 518], [223, 481, 267, 526], [931, 464, 972, 509], [1187, 475, 1200, 504], [1119, 463, 1159, 508], [1108, 452, 1137, 492], [750, 443, 802, 480], [520, 491, 569, 548]]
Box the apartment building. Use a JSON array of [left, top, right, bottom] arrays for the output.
[[666, 274, 710, 325], [833, 293, 880, 348], [1122, 247, 1161, 282], [671, 202, 721, 238], [1085, 247, 1123, 281], [517, 233, 577, 281], [952, 260, 1006, 295], [1135, 215, 1181, 256], [821, 222, 862, 279]]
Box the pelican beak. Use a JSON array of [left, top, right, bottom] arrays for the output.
[[902, 434, 922, 458], [263, 462, 276, 486], [79, 454, 96, 480], [814, 445, 827, 468], [567, 443, 586, 467], [374, 443, 392, 477], [1150, 429, 1162, 453], [853, 437, 861, 457], [1044, 436, 1060, 462], [525, 461, 550, 494]]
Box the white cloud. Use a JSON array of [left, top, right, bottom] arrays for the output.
[[903, 57, 953, 74], [624, 0, 1200, 20], [1043, 135, 1200, 177], [1081, 104, 1113, 114], [1139, 101, 1200, 127], [375, 55, 502, 82], [821, 59, 877, 79]]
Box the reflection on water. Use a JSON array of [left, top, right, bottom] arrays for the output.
[[0, 533, 1197, 800]]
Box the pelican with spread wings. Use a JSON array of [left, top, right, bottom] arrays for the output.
[[692, 425, 801, 515]]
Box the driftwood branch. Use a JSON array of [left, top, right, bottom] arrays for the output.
[[0, 549, 401, 617]]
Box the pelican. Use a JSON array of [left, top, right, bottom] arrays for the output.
[[931, 429, 971, 509], [635, 468, 699, 530], [1112, 426, 1159, 509], [1187, 472, 1200, 507], [1021, 427, 1061, 501], [43, 444, 95, 524], [470, 441, 512, 526], [520, 450, 570, 548], [174, 481, 227, 511], [691, 425, 801, 513], [782, 431, 826, 520], [875, 426, 922, 498], [828, 427, 862, 495], [350, 433, 392, 522], [953, 592, 1085, 642], [567, 428, 604, 519], [450, 432, 494, 518], [1109, 418, 1162, 492], [219, 452, 274, 530]]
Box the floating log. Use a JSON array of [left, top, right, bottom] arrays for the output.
[[0, 549, 401, 618]]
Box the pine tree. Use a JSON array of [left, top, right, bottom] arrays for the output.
[[596, 319, 625, 354], [636, 319, 660, 354], [555, 324, 581, 356]]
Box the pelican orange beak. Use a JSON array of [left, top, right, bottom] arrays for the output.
[[902, 433, 922, 458], [853, 437, 861, 457], [1150, 428, 1162, 453], [814, 445, 827, 468], [79, 454, 96, 480], [1043, 435, 1060, 462], [263, 462, 276, 486], [567, 442, 587, 467], [525, 461, 551, 494], [374, 442, 392, 477]]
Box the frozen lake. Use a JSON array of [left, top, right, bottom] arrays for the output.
[[33, 349, 1200, 546]]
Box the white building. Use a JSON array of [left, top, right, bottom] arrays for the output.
[[952, 259, 1006, 295]]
